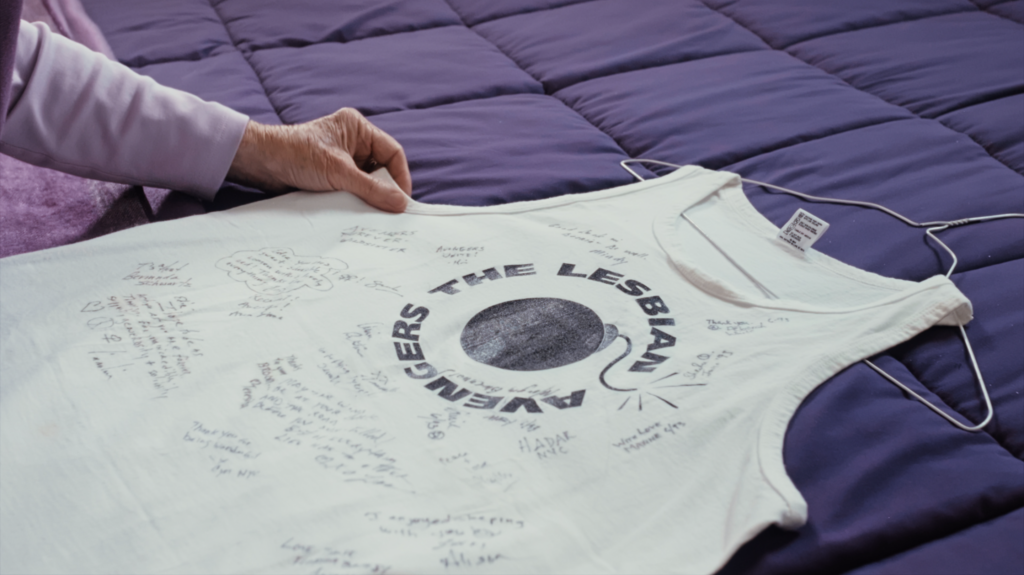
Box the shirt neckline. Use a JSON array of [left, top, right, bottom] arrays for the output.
[[404, 164, 956, 316], [650, 169, 955, 314]]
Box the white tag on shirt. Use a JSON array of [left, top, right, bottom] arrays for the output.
[[777, 209, 829, 252]]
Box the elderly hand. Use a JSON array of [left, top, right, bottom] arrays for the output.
[[226, 108, 412, 212]]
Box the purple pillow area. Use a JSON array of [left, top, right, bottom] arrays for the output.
[[555, 51, 915, 171], [137, 52, 280, 126], [247, 26, 543, 122], [210, 0, 462, 52], [989, 0, 1024, 24], [370, 94, 652, 206], [19, 0, 114, 58], [471, 0, 769, 93], [80, 0, 233, 67], [844, 507, 1024, 575], [939, 94, 1024, 174], [701, 0, 977, 49], [719, 359, 1024, 574], [443, 0, 596, 27], [786, 12, 1024, 118], [973, 0, 1020, 9]]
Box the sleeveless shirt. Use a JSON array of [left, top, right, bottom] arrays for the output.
[[0, 166, 971, 574]]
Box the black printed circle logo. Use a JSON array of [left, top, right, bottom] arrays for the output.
[[460, 298, 617, 372], [389, 262, 684, 415]]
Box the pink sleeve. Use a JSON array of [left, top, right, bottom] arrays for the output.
[[1, 21, 249, 201]]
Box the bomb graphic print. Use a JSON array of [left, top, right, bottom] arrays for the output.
[[390, 262, 685, 415], [460, 298, 619, 372]]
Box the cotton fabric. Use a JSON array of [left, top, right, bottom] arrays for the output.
[[0, 166, 971, 574]]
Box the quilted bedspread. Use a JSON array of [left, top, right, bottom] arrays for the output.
[[5, 0, 1024, 573]]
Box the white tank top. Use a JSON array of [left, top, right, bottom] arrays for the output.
[[0, 166, 971, 574]]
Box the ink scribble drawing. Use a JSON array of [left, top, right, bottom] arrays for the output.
[[216, 247, 348, 295]]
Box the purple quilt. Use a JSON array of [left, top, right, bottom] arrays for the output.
[[6, 0, 1024, 572]]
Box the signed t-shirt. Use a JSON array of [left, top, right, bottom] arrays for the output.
[[0, 166, 971, 574]]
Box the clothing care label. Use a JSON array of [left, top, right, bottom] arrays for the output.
[[777, 209, 829, 252]]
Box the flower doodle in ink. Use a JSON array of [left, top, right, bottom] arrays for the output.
[[216, 247, 346, 295]]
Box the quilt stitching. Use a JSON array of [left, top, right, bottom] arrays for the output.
[[205, 0, 282, 126]]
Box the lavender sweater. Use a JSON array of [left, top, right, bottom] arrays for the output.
[[1, 19, 248, 200]]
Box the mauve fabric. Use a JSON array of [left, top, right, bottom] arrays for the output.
[[989, 1, 1024, 25], [0, 153, 146, 255], [444, 0, 592, 27], [939, 94, 1024, 174], [369, 94, 652, 205], [20, 0, 113, 58], [248, 26, 542, 123], [786, 12, 1024, 118], [1, 21, 248, 199], [554, 51, 913, 170], [700, 0, 977, 49], [136, 50, 280, 126], [843, 507, 1024, 575], [0, 0, 22, 139], [213, 0, 462, 52], [80, 0, 234, 68], [473, 0, 769, 93]]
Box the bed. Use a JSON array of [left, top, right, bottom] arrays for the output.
[[2, 1, 1022, 573]]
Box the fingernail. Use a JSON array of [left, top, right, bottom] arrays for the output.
[[388, 189, 408, 212]]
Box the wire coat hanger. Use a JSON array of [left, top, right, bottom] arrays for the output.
[[619, 158, 1024, 432]]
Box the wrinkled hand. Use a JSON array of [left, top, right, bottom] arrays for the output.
[[227, 108, 412, 212]]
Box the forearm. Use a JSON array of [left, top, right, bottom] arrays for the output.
[[226, 121, 292, 193], [1, 21, 248, 200]]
